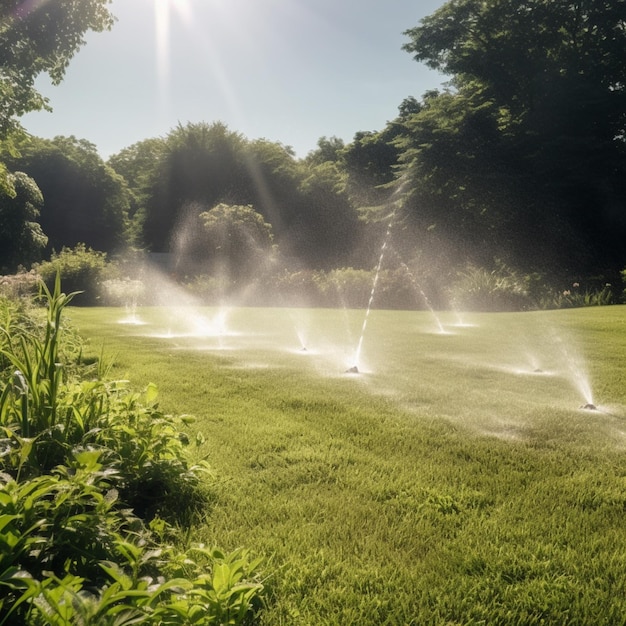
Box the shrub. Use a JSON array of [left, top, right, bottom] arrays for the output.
[[0, 270, 40, 300], [0, 277, 266, 623], [263, 266, 440, 310], [100, 277, 146, 307], [273, 269, 324, 307], [317, 268, 375, 308], [448, 263, 535, 312], [36, 244, 108, 306], [538, 281, 614, 309]]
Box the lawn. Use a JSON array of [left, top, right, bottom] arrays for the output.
[[69, 304, 626, 625]]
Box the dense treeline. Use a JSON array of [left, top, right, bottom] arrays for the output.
[[398, 0, 626, 280], [1, 0, 625, 308]]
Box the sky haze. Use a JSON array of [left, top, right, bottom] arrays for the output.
[[22, 0, 447, 158]]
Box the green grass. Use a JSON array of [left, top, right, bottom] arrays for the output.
[[69, 304, 626, 625]]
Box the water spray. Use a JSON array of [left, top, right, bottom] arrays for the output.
[[350, 218, 394, 373], [396, 258, 446, 334]]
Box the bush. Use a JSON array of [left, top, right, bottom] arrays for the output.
[[448, 263, 535, 312], [36, 244, 108, 305], [316, 268, 375, 308], [273, 269, 324, 307], [541, 281, 614, 309], [100, 276, 146, 307], [0, 277, 266, 623], [0, 270, 40, 300]]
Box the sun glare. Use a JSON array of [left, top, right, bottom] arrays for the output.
[[154, 0, 193, 87], [148, 0, 309, 134]]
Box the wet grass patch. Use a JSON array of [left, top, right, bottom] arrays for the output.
[[71, 304, 626, 624]]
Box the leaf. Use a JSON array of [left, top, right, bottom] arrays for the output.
[[144, 383, 159, 405], [0, 514, 21, 533], [73, 449, 103, 473], [100, 562, 136, 592]]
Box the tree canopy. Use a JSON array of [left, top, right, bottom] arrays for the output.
[[2, 0, 626, 291], [0, 0, 114, 196], [7, 136, 131, 253], [0, 171, 46, 273], [198, 203, 275, 283], [124, 122, 362, 270], [398, 0, 626, 276], [0, 0, 114, 140]]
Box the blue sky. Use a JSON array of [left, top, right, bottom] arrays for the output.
[[22, 0, 447, 159]]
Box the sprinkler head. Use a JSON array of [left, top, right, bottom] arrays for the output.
[[345, 365, 359, 374], [300, 346, 307, 352], [581, 403, 597, 411]]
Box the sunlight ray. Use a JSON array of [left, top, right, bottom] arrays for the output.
[[153, 0, 193, 97]]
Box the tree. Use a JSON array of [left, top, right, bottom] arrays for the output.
[[137, 122, 355, 269], [7, 136, 131, 253], [242, 137, 302, 236], [107, 137, 166, 242], [341, 127, 402, 209], [304, 136, 345, 167], [199, 203, 275, 283], [400, 0, 626, 274], [0, 171, 47, 272], [295, 161, 366, 269], [0, 0, 114, 140], [141, 122, 250, 252], [404, 0, 626, 128], [0, 0, 114, 194]]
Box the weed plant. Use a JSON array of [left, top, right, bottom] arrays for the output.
[[70, 303, 626, 625], [0, 279, 265, 624]]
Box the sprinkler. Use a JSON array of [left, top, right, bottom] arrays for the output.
[[580, 403, 597, 411], [345, 365, 359, 374]]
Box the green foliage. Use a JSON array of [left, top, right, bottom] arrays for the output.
[[127, 121, 362, 270], [0, 280, 265, 623], [0, 1, 114, 141], [106, 137, 167, 239], [542, 282, 614, 310], [0, 172, 47, 273], [100, 276, 146, 308], [296, 161, 364, 269], [0, 271, 40, 300], [0, 464, 264, 624], [36, 244, 108, 306], [7, 136, 132, 253], [315, 268, 375, 309], [0, 276, 209, 511], [199, 203, 276, 284], [140, 122, 251, 253], [398, 0, 626, 275], [340, 126, 403, 210], [272, 268, 377, 308], [449, 262, 535, 311], [304, 136, 345, 166], [273, 266, 440, 310], [0, 277, 79, 455]]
